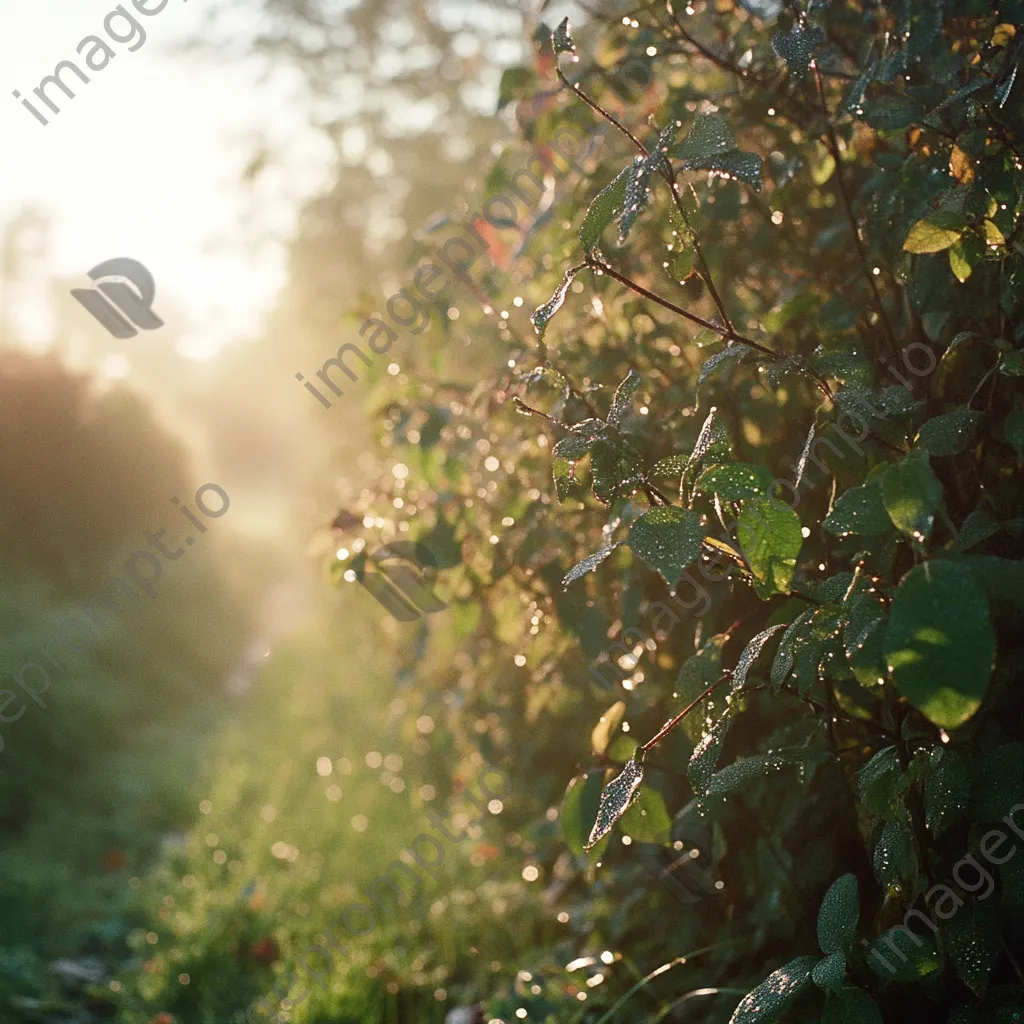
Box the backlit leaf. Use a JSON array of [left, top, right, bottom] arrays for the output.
[[729, 956, 818, 1023], [771, 26, 824, 80], [531, 264, 585, 339], [585, 749, 645, 849], [628, 506, 705, 589], [579, 167, 630, 255], [737, 499, 803, 596], [904, 218, 962, 254], [880, 449, 942, 541], [885, 560, 995, 729]]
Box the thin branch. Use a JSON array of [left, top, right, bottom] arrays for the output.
[[643, 673, 730, 752], [812, 60, 898, 360]]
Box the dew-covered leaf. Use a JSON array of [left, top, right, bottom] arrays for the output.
[[553, 458, 581, 503], [857, 746, 904, 819], [628, 506, 705, 589], [873, 817, 915, 889], [608, 369, 642, 425], [946, 901, 1000, 995], [552, 432, 598, 460], [531, 264, 585, 339], [771, 25, 825, 80], [580, 167, 630, 255], [915, 408, 981, 456], [737, 499, 803, 596], [823, 480, 893, 536], [590, 435, 646, 505], [674, 113, 736, 161], [552, 16, 575, 56], [862, 95, 921, 130], [817, 873, 859, 954], [880, 449, 942, 541], [729, 956, 818, 1024], [698, 344, 752, 386], [695, 463, 773, 501], [924, 747, 969, 837], [812, 951, 846, 994], [731, 625, 786, 693], [585, 749, 645, 849], [885, 560, 994, 729], [681, 150, 764, 190], [688, 713, 732, 798], [705, 746, 824, 799], [561, 544, 620, 588]]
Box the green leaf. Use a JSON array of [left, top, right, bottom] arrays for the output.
[[590, 435, 646, 505], [675, 634, 728, 742], [680, 150, 764, 191], [619, 783, 672, 842], [619, 128, 675, 244], [885, 560, 995, 729], [924, 747, 969, 836], [817, 873, 859, 954], [674, 113, 736, 161], [689, 714, 732, 798], [946, 902, 1000, 995], [561, 770, 604, 856], [861, 94, 921, 130], [820, 988, 884, 1024], [694, 463, 774, 501], [823, 480, 893, 536], [628, 506, 705, 589], [552, 16, 575, 56], [880, 449, 942, 541], [561, 545, 619, 588], [553, 458, 581, 502], [915, 408, 982, 456], [731, 625, 786, 692], [552, 432, 598, 460], [904, 218, 962, 254], [857, 746, 904, 819], [873, 817, 915, 889], [812, 951, 846, 994], [698, 344, 752, 386], [729, 956, 818, 1024], [771, 26, 824, 80], [579, 168, 630, 255], [867, 927, 939, 982], [608, 369, 641, 425], [705, 747, 824, 799], [591, 700, 626, 756], [585, 749, 645, 849], [531, 264, 584, 339], [737, 499, 803, 596]]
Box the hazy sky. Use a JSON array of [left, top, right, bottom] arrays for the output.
[[0, 0, 333, 361]]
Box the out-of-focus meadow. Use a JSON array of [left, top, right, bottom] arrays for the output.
[[0, 1, 558, 1020]]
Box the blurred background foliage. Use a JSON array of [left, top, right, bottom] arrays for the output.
[[1, 0, 1023, 1022]]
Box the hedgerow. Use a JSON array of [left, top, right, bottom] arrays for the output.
[[348, 0, 1024, 1020]]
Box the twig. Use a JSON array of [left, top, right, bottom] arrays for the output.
[[642, 673, 731, 752], [812, 60, 898, 360]]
